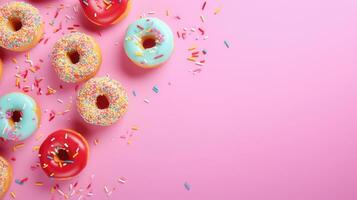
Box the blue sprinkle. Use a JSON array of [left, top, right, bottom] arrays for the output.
[[64, 160, 74, 164], [184, 182, 191, 191], [152, 86, 159, 93], [224, 40, 230, 48], [132, 90, 137, 97], [47, 155, 53, 160], [15, 179, 24, 185]]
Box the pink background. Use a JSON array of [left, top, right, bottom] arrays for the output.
[[1, 0, 357, 199]]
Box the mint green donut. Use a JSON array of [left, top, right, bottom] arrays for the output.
[[124, 17, 174, 68], [0, 93, 40, 141]]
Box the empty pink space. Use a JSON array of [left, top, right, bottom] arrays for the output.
[[0, 0, 356, 199]]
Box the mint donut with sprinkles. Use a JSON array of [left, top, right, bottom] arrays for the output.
[[124, 17, 174, 68]]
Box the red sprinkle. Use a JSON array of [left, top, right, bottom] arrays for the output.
[[202, 1, 207, 10], [154, 54, 164, 59]]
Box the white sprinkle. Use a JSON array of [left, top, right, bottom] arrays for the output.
[[195, 62, 204, 66], [118, 177, 126, 184], [200, 15, 205, 22], [144, 99, 150, 104], [25, 59, 33, 66], [104, 186, 109, 193]]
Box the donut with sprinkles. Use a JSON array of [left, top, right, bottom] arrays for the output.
[[124, 17, 174, 68], [80, 0, 131, 26], [39, 129, 89, 180], [0, 156, 12, 198], [0, 92, 41, 141], [0, 1, 44, 52], [51, 32, 102, 83], [76, 76, 128, 126]]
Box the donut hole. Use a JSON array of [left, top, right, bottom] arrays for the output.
[[8, 17, 23, 32], [56, 148, 69, 161], [142, 35, 157, 49], [96, 95, 110, 110], [10, 110, 23, 123], [67, 50, 80, 64]]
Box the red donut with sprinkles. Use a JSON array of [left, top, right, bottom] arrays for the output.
[[39, 129, 89, 180], [79, 0, 131, 26]]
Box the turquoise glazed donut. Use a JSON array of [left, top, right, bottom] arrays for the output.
[[124, 17, 174, 68], [0, 93, 40, 141]]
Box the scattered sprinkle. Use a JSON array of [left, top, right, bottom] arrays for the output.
[[184, 182, 191, 191], [224, 40, 230, 48], [152, 86, 159, 93]]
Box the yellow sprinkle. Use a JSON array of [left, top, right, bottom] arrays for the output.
[[15, 78, 20, 87], [13, 143, 25, 151], [35, 182, 44, 186], [11, 58, 17, 64], [26, 52, 30, 60], [187, 57, 196, 62], [29, 67, 36, 73], [94, 139, 99, 145], [10, 192, 16, 199], [106, 4, 112, 10], [72, 152, 79, 158], [103, 0, 111, 5], [32, 146, 40, 151], [214, 7, 221, 15], [135, 51, 143, 57], [50, 172, 54, 177], [166, 10, 170, 16], [131, 126, 139, 131], [188, 46, 196, 51]]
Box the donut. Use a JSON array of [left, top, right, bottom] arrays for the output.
[[0, 58, 2, 80], [124, 18, 174, 68], [76, 76, 128, 126], [0, 1, 44, 52], [0, 92, 40, 141], [51, 32, 102, 83], [0, 156, 12, 199], [79, 0, 131, 27], [38, 129, 89, 180]]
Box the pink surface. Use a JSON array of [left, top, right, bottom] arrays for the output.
[[0, 0, 357, 199]]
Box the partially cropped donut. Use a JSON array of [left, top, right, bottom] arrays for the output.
[[51, 32, 102, 83], [79, 0, 131, 27], [77, 76, 128, 126], [39, 129, 89, 180], [0, 1, 44, 52], [0, 92, 41, 141], [124, 18, 174, 68], [0, 58, 2, 80], [0, 156, 12, 199]]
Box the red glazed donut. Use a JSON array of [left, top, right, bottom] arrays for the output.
[[79, 0, 131, 26], [39, 129, 89, 180]]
